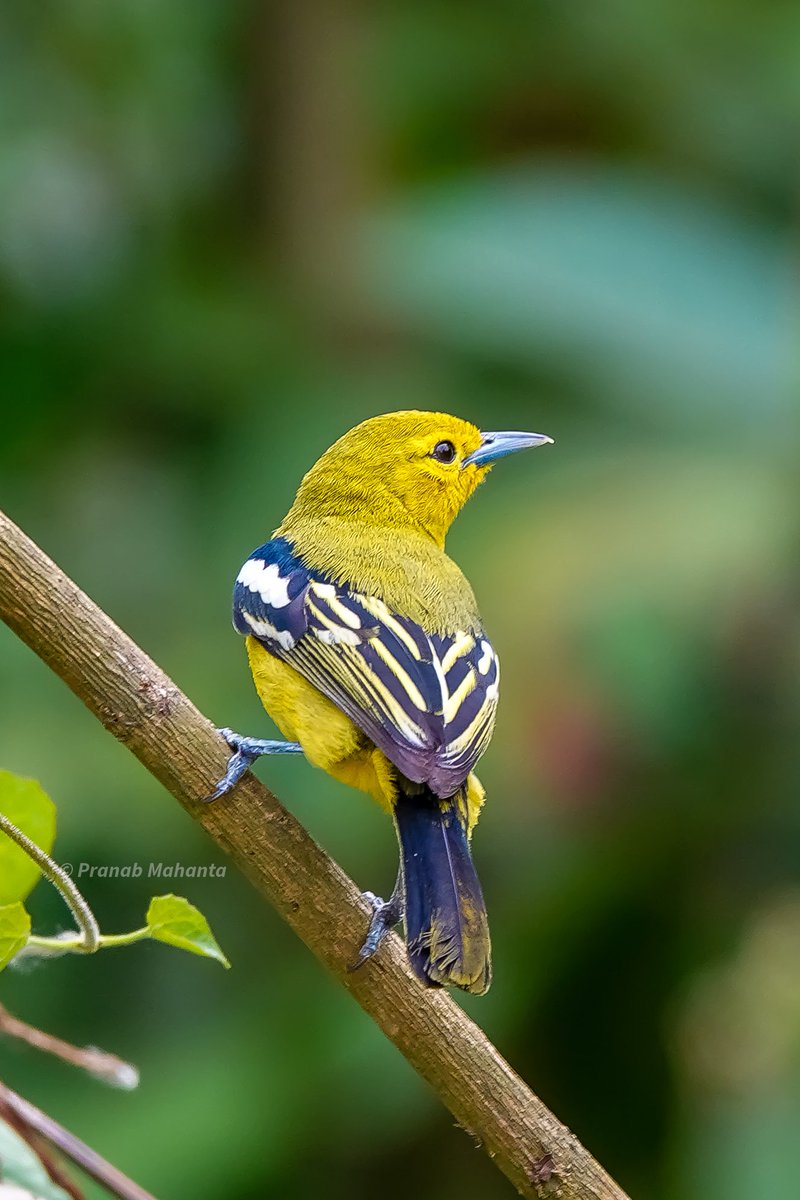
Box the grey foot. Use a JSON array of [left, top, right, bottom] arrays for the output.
[[204, 727, 304, 803], [349, 886, 403, 972]]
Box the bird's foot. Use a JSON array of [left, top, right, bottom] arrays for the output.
[[349, 889, 403, 972], [204, 728, 304, 803]]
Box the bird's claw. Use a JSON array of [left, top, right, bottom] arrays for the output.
[[202, 746, 254, 804], [203, 728, 303, 803], [348, 890, 403, 973]]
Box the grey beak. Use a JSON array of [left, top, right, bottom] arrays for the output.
[[463, 430, 554, 467]]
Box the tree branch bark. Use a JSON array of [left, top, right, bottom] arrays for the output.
[[0, 1003, 139, 1089], [0, 1084, 156, 1200], [0, 508, 630, 1200]]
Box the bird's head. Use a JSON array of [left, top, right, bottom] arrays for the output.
[[285, 411, 552, 547]]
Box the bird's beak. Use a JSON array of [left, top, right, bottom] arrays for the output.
[[463, 430, 554, 467]]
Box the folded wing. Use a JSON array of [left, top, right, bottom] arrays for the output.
[[233, 538, 499, 796]]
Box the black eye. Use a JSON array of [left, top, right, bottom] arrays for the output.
[[431, 440, 456, 464]]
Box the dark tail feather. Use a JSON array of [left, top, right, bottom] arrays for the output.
[[394, 785, 491, 995]]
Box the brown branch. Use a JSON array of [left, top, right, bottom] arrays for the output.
[[0, 1084, 156, 1200], [0, 508, 630, 1200], [0, 1094, 86, 1200], [0, 1004, 139, 1089]]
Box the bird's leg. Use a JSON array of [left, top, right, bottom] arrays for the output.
[[204, 727, 304, 803], [349, 869, 404, 971]]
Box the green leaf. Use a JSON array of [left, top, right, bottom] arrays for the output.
[[0, 771, 56, 904], [0, 1116, 75, 1199], [146, 894, 230, 968], [0, 902, 31, 971]]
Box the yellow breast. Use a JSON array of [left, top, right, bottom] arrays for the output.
[[246, 637, 398, 811]]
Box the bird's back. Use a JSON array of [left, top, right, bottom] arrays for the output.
[[233, 531, 499, 797], [277, 515, 481, 635]]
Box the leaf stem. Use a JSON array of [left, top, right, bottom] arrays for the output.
[[89, 927, 151, 949], [24, 927, 150, 956], [0, 810, 100, 952]]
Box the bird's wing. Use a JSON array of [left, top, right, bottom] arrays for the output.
[[233, 540, 499, 795]]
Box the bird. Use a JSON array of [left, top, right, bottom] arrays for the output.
[[208, 411, 552, 994]]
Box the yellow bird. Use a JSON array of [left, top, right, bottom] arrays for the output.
[[209, 411, 552, 994]]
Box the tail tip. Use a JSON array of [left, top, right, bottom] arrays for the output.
[[408, 934, 492, 996]]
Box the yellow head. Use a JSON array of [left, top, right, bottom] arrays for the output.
[[282, 411, 552, 548]]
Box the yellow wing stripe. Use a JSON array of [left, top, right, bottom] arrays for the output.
[[325, 593, 363, 630], [371, 637, 428, 712], [295, 640, 428, 747], [306, 595, 341, 634], [339, 648, 428, 744], [303, 595, 432, 744], [359, 596, 423, 661], [441, 632, 475, 674], [447, 696, 496, 757], [443, 668, 477, 724]]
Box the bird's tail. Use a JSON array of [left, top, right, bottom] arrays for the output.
[[394, 784, 491, 995]]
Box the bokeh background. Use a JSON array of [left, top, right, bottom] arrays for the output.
[[1, 3, 797, 1198]]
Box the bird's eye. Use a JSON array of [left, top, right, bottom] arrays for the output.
[[431, 440, 456, 464]]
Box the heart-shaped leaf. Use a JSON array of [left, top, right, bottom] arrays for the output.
[[0, 771, 56, 904], [146, 894, 230, 968], [0, 902, 31, 971]]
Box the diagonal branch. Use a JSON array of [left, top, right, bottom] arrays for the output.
[[0, 1083, 157, 1200], [0, 508, 630, 1200], [0, 1004, 139, 1089]]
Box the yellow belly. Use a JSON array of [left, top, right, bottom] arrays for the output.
[[245, 636, 485, 829]]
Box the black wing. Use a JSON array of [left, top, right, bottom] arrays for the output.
[[233, 538, 499, 796]]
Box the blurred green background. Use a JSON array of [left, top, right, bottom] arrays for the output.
[[0, 2, 797, 1198]]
